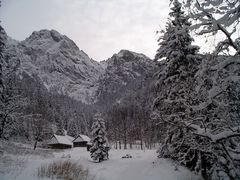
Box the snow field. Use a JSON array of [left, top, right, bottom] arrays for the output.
[[0, 147, 201, 180]]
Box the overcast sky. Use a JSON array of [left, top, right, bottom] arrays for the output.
[[1, 0, 231, 61], [0, 0, 171, 61]]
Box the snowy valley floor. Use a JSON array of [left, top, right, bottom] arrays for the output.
[[0, 144, 201, 180]]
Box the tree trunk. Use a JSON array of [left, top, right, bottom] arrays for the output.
[[124, 136, 127, 150], [140, 127, 143, 150], [130, 141, 132, 149], [0, 115, 7, 139], [140, 139, 143, 150], [123, 122, 127, 149], [34, 141, 38, 150]]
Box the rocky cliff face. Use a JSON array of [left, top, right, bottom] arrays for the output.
[[96, 50, 157, 105], [4, 29, 157, 104], [5, 29, 104, 103]]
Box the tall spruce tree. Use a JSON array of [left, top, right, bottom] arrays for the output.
[[90, 113, 109, 162], [0, 24, 5, 138], [0, 25, 5, 102], [153, 0, 201, 176], [0, 26, 25, 139], [155, 0, 199, 63], [154, 0, 240, 179]]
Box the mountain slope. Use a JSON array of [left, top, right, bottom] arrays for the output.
[[4, 29, 157, 104], [96, 49, 157, 105], [6, 29, 104, 103]]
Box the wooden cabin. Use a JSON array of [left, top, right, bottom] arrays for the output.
[[47, 134, 74, 149], [73, 134, 91, 147]]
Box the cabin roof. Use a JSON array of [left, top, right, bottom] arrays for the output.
[[73, 134, 90, 143], [48, 134, 73, 146]]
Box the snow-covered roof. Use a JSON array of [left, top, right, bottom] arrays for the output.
[[66, 135, 74, 142], [73, 134, 91, 142], [48, 135, 73, 146]]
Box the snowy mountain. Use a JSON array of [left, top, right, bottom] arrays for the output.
[[5, 29, 104, 103], [96, 49, 157, 105], [4, 30, 157, 104]]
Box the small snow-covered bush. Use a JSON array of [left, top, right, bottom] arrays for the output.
[[37, 160, 94, 180]]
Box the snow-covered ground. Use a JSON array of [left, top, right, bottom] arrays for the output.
[[0, 147, 201, 180]]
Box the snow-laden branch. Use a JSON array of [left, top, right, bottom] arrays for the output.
[[186, 123, 240, 143], [210, 57, 240, 70], [192, 0, 240, 54]]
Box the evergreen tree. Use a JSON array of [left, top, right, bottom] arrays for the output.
[[153, 0, 201, 176], [0, 25, 6, 103], [0, 26, 24, 139], [90, 113, 109, 162], [154, 0, 240, 179], [0, 1, 6, 102], [190, 55, 240, 179], [0, 24, 5, 138], [55, 126, 65, 136], [155, 0, 199, 63]]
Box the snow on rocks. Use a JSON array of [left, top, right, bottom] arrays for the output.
[[5, 29, 104, 104], [4, 31, 157, 104]]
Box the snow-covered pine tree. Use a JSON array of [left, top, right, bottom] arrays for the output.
[[153, 0, 202, 176], [55, 116, 66, 136], [0, 26, 24, 139], [0, 1, 4, 87], [181, 1, 240, 179], [189, 55, 240, 179], [0, 2, 6, 118], [90, 113, 109, 162], [0, 25, 5, 138], [153, 0, 240, 179], [155, 0, 199, 63], [67, 119, 78, 138], [0, 25, 5, 95], [55, 128, 65, 136]]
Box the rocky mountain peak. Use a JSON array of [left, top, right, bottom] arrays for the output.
[[115, 49, 136, 60], [116, 49, 149, 59], [95, 49, 157, 105], [105, 49, 154, 71], [4, 29, 158, 104], [27, 29, 62, 41], [5, 29, 105, 103], [22, 29, 81, 55]]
